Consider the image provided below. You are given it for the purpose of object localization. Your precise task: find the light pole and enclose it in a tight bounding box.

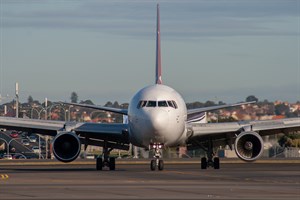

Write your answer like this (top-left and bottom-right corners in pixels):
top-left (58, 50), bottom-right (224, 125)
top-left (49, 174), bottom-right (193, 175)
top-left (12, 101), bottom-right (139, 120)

top-left (64, 105), bottom-right (73, 121)
top-left (68, 105), bottom-right (73, 121)
top-left (15, 82), bottom-right (19, 118)
top-left (44, 98), bottom-right (48, 120)
top-left (37, 134), bottom-right (41, 159)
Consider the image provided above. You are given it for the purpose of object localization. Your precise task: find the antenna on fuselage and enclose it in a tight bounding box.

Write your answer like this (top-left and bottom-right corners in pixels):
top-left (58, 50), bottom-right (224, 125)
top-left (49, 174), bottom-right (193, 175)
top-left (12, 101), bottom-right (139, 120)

top-left (155, 4), bottom-right (162, 85)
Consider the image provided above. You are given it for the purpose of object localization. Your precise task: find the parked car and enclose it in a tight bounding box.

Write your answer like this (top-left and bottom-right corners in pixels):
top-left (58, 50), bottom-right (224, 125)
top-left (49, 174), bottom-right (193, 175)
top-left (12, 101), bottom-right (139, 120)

top-left (86, 154), bottom-right (96, 159)
top-left (28, 136), bottom-right (37, 143)
top-left (0, 128), bottom-right (6, 132)
top-left (10, 131), bottom-right (19, 138)
top-left (32, 146), bottom-right (41, 154)
top-left (3, 154), bottom-right (13, 160)
top-left (21, 139), bottom-right (30, 146)
top-left (13, 154), bottom-right (27, 159)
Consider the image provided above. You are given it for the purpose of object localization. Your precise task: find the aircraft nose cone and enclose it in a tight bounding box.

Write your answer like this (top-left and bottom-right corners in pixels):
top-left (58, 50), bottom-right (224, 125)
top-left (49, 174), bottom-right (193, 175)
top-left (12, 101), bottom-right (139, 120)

top-left (147, 110), bottom-right (169, 134)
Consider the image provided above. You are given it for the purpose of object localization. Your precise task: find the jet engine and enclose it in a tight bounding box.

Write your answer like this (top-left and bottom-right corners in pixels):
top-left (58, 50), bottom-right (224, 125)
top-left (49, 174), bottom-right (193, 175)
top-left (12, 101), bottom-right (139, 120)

top-left (52, 132), bottom-right (81, 162)
top-left (234, 131), bottom-right (264, 162)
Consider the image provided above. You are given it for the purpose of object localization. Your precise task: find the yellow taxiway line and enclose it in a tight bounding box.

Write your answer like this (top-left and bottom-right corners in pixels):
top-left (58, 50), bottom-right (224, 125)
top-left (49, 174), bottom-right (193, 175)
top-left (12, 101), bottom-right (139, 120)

top-left (0, 174), bottom-right (9, 179)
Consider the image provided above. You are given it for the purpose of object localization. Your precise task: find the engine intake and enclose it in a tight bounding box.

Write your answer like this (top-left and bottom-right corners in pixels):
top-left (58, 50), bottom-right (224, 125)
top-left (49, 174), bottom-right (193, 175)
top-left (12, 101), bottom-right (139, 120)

top-left (52, 132), bottom-right (81, 162)
top-left (234, 131), bottom-right (264, 162)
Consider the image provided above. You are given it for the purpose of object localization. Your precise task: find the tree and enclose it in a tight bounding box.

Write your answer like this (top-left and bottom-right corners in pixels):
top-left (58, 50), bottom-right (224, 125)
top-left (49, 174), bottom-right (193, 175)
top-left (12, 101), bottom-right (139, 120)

top-left (80, 100), bottom-right (94, 105)
top-left (204, 101), bottom-right (216, 107)
top-left (246, 95), bottom-right (258, 102)
top-left (70, 92), bottom-right (78, 103)
top-left (27, 95), bottom-right (34, 104)
top-left (105, 101), bottom-right (113, 107)
top-left (113, 101), bottom-right (119, 108)
top-left (218, 101), bottom-right (226, 105)
top-left (275, 104), bottom-right (289, 115)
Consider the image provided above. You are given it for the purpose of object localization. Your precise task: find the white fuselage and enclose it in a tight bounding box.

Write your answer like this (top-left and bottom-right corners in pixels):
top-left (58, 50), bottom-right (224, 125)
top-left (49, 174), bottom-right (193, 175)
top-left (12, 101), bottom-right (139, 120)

top-left (128, 84), bottom-right (187, 148)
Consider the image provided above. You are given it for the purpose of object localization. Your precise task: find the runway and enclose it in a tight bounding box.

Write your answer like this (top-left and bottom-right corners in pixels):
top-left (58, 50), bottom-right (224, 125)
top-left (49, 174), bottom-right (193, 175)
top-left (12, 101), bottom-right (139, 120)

top-left (0, 159), bottom-right (299, 200)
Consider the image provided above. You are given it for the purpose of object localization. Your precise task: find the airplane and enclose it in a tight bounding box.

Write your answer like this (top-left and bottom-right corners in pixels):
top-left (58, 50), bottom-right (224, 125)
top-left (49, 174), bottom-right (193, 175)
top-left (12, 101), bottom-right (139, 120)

top-left (0, 4), bottom-right (299, 171)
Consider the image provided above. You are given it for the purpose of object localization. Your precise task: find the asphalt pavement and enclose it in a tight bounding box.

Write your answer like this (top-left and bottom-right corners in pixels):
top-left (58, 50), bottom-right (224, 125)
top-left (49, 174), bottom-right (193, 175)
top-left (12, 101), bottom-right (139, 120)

top-left (0, 159), bottom-right (299, 200)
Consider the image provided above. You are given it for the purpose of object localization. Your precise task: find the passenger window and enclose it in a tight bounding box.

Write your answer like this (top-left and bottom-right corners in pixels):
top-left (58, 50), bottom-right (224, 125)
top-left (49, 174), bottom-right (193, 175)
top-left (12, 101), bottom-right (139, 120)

top-left (146, 101), bottom-right (157, 107)
top-left (158, 101), bottom-right (168, 107)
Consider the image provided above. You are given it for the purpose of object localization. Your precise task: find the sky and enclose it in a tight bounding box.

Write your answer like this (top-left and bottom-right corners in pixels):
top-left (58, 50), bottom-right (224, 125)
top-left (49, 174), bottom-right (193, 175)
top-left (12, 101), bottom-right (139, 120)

top-left (0, 0), bottom-right (299, 105)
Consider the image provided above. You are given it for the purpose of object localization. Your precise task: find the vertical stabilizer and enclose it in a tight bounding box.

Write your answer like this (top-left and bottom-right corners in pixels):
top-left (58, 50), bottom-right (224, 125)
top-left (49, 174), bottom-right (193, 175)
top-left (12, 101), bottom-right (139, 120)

top-left (155, 4), bottom-right (162, 84)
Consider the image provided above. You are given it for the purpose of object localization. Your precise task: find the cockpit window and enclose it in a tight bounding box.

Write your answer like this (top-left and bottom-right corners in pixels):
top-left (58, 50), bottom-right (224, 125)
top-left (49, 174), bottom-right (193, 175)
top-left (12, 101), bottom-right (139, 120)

top-left (172, 100), bottom-right (178, 109)
top-left (167, 101), bottom-right (178, 109)
top-left (137, 101), bottom-right (147, 108)
top-left (158, 101), bottom-right (168, 107)
top-left (167, 101), bottom-right (175, 108)
top-left (146, 101), bottom-right (157, 107)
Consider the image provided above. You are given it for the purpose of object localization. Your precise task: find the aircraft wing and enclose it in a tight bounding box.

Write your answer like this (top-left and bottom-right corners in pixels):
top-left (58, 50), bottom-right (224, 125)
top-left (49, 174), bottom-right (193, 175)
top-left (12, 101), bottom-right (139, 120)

top-left (59, 102), bottom-right (128, 115)
top-left (187, 101), bottom-right (256, 122)
top-left (0, 117), bottom-right (129, 150)
top-left (187, 117), bottom-right (300, 149)
top-left (0, 117), bottom-right (65, 136)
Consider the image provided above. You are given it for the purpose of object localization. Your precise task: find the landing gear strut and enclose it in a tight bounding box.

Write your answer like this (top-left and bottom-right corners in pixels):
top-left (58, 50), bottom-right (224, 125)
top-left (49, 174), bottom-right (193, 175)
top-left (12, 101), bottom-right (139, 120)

top-left (96, 143), bottom-right (115, 171)
top-left (200, 139), bottom-right (220, 169)
top-left (150, 143), bottom-right (164, 171)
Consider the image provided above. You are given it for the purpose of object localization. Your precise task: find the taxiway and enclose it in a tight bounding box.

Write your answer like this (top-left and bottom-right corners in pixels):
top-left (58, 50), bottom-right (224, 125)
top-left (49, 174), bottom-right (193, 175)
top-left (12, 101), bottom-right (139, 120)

top-left (0, 159), bottom-right (299, 199)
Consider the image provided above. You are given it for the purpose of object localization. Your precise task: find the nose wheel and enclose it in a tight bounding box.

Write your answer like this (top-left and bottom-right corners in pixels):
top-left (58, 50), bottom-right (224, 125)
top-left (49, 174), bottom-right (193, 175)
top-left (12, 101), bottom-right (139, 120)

top-left (150, 143), bottom-right (164, 171)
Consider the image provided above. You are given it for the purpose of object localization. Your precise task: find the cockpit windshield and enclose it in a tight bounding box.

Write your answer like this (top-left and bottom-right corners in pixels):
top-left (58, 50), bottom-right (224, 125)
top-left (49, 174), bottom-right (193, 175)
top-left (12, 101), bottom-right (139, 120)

top-left (146, 101), bottom-right (157, 107)
top-left (158, 101), bottom-right (168, 107)
top-left (137, 100), bottom-right (178, 109)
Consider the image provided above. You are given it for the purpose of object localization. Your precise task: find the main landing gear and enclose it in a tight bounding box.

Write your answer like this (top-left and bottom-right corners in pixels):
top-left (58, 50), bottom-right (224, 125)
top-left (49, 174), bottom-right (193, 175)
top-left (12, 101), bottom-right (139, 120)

top-left (150, 143), bottom-right (164, 171)
top-left (200, 139), bottom-right (220, 170)
top-left (201, 156), bottom-right (220, 169)
top-left (96, 145), bottom-right (115, 171)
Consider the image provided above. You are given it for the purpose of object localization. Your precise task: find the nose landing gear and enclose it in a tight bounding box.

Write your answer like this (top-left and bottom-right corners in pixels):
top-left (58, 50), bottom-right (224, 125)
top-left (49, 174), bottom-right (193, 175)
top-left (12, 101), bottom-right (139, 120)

top-left (150, 143), bottom-right (164, 171)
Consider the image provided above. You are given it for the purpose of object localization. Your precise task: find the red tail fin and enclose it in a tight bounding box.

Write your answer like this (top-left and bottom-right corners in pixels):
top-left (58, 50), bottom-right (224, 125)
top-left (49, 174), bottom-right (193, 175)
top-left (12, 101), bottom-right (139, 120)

top-left (156, 4), bottom-right (162, 84)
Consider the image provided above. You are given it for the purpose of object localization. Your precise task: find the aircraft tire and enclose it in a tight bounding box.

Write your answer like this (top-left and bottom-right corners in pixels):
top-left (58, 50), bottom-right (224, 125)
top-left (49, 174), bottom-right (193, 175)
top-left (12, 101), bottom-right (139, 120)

top-left (213, 157), bottom-right (220, 169)
top-left (201, 157), bottom-right (207, 169)
top-left (150, 160), bottom-right (156, 171)
top-left (158, 160), bottom-right (164, 171)
top-left (96, 157), bottom-right (103, 171)
top-left (109, 157), bottom-right (116, 170)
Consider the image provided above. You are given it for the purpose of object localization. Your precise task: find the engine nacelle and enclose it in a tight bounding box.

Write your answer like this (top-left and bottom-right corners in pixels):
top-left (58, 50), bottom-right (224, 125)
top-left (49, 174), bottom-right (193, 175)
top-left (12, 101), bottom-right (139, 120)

top-left (52, 132), bottom-right (81, 162)
top-left (234, 131), bottom-right (264, 162)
